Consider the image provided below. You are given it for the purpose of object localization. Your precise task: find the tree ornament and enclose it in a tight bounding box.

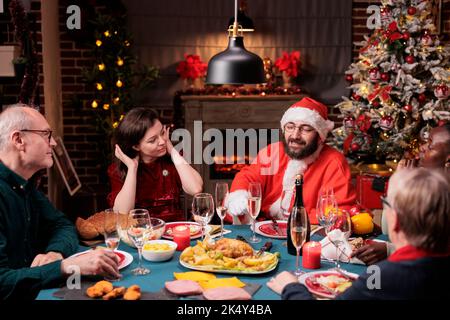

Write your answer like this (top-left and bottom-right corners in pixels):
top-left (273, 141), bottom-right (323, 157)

top-left (402, 31), bottom-right (410, 40)
top-left (352, 92), bottom-right (361, 101)
top-left (379, 131), bottom-right (390, 141)
top-left (380, 72), bottom-right (390, 82)
top-left (407, 7), bottom-right (417, 15)
top-left (434, 83), bottom-right (449, 99)
top-left (351, 142), bottom-right (361, 152)
top-left (403, 104), bottom-right (413, 112)
top-left (379, 115), bottom-right (394, 131)
top-left (405, 55), bottom-right (415, 64)
top-left (345, 74), bottom-right (353, 82)
top-left (419, 124), bottom-right (432, 141)
top-left (344, 116), bottom-right (356, 129)
top-left (420, 34), bottom-right (433, 46)
top-left (369, 68), bottom-right (381, 82)
top-left (418, 93), bottom-right (427, 103)
top-left (356, 114), bottom-right (372, 132)
top-left (372, 100), bottom-right (380, 108)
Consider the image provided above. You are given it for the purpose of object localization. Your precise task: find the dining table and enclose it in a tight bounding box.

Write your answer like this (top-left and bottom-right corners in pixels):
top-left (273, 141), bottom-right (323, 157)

top-left (37, 224), bottom-right (387, 300)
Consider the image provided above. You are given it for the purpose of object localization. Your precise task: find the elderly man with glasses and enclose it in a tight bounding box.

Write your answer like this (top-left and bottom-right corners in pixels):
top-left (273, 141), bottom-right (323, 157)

top-left (0, 104), bottom-right (120, 300)
top-left (225, 97), bottom-right (357, 224)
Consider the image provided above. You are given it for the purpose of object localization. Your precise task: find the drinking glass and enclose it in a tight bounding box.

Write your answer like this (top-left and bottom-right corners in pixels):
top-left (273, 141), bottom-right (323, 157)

top-left (192, 193), bottom-right (215, 241)
top-left (290, 204), bottom-right (308, 276)
top-left (103, 208), bottom-right (121, 281)
top-left (215, 183), bottom-right (229, 239)
top-left (127, 209), bottom-right (152, 275)
top-left (325, 209), bottom-right (352, 271)
top-left (247, 182), bottom-right (262, 243)
top-left (316, 187), bottom-right (338, 228)
top-left (280, 188), bottom-right (295, 220)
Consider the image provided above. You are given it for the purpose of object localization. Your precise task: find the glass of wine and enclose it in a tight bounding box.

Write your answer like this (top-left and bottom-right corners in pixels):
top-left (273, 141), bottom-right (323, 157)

top-left (127, 209), bottom-right (152, 275)
top-left (191, 193), bottom-right (215, 241)
top-left (290, 202), bottom-right (308, 276)
top-left (215, 182), bottom-right (229, 239)
top-left (325, 209), bottom-right (352, 271)
top-left (316, 187), bottom-right (337, 228)
top-left (248, 182), bottom-right (262, 243)
top-left (103, 208), bottom-right (121, 281)
top-left (280, 188), bottom-right (295, 220)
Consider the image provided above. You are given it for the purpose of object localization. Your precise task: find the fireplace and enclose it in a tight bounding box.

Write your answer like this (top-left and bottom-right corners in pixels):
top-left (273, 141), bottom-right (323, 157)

top-left (180, 94), bottom-right (306, 206)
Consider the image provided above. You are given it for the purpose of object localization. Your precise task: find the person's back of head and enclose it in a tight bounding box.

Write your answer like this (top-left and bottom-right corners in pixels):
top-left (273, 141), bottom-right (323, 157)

top-left (388, 168), bottom-right (450, 254)
top-left (0, 104), bottom-right (36, 153)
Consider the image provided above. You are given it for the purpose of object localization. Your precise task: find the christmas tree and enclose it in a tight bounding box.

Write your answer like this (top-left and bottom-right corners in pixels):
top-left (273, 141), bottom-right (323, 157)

top-left (333, 0), bottom-right (449, 162)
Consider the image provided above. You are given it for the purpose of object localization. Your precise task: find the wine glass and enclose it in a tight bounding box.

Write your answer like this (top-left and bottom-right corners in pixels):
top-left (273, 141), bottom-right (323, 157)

top-left (316, 188), bottom-right (338, 228)
top-left (127, 209), bottom-right (152, 275)
top-left (290, 203), bottom-right (308, 276)
top-left (215, 183), bottom-right (229, 239)
top-left (280, 188), bottom-right (295, 220)
top-left (191, 193), bottom-right (214, 241)
top-left (325, 209), bottom-right (352, 271)
top-left (103, 208), bottom-right (121, 281)
top-left (248, 182), bottom-right (262, 243)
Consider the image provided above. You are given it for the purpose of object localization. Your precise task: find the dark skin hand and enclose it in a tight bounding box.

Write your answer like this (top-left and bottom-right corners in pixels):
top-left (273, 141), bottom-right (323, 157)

top-left (351, 241), bottom-right (388, 265)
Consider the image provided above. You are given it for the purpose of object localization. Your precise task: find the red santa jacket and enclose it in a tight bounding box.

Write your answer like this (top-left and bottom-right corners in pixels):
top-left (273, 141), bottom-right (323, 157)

top-left (227, 142), bottom-right (356, 224)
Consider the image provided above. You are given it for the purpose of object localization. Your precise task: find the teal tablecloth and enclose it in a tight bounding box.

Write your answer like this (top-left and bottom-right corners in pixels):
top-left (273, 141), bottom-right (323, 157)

top-left (37, 225), bottom-right (386, 300)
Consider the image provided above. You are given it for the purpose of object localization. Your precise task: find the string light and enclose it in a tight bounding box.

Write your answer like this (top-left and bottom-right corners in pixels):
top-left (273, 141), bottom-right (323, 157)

top-left (104, 30), bottom-right (111, 37)
top-left (261, 92), bottom-right (266, 96)
top-left (124, 40), bottom-right (130, 47)
top-left (119, 114), bottom-right (125, 121)
top-left (112, 121), bottom-right (119, 128)
top-left (91, 100), bottom-right (98, 109)
top-left (113, 97), bottom-right (120, 104)
top-left (96, 40), bottom-right (102, 47)
top-left (116, 80), bottom-right (123, 88)
top-left (116, 58), bottom-right (124, 66)
top-left (98, 63), bottom-right (105, 71)
top-left (103, 103), bottom-right (110, 110)
top-left (96, 83), bottom-right (103, 91)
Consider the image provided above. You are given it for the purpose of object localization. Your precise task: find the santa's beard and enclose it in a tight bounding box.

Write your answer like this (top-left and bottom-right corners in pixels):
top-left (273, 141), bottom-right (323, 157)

top-left (282, 134), bottom-right (320, 160)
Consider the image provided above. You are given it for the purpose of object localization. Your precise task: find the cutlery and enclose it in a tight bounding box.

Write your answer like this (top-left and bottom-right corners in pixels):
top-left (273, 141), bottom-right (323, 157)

top-left (309, 278), bottom-right (337, 296)
top-left (270, 217), bottom-right (281, 235)
top-left (333, 268), bottom-right (356, 281)
top-left (255, 241), bottom-right (272, 257)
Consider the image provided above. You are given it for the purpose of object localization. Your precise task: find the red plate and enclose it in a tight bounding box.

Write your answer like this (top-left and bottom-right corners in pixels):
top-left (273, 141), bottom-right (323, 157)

top-left (259, 221), bottom-right (287, 237)
top-left (115, 251), bottom-right (125, 265)
top-left (162, 221), bottom-right (202, 240)
top-left (304, 272), bottom-right (352, 299)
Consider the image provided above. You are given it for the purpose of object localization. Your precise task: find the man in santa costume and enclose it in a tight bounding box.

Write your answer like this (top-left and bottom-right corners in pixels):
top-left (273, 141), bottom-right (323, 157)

top-left (225, 97), bottom-right (357, 225)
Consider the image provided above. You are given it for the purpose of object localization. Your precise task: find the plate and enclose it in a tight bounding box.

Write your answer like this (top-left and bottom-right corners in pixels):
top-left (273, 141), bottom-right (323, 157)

top-left (251, 220), bottom-right (287, 239)
top-left (298, 270), bottom-right (358, 299)
top-left (69, 249), bottom-right (133, 270)
top-left (162, 222), bottom-right (202, 240)
top-left (179, 251), bottom-right (279, 275)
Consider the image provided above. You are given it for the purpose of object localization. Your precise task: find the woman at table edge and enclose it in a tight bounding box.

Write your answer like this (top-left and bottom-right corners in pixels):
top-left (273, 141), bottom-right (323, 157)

top-left (351, 123), bottom-right (450, 265)
top-left (267, 167), bottom-right (450, 300)
top-left (107, 107), bottom-right (203, 221)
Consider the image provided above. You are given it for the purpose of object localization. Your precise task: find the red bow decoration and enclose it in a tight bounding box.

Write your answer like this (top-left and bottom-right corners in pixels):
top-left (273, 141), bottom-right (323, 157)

top-left (386, 22), bottom-right (403, 43)
top-left (176, 54), bottom-right (207, 80)
top-left (356, 114), bottom-right (372, 132)
top-left (275, 51), bottom-right (301, 77)
top-left (367, 84), bottom-right (392, 103)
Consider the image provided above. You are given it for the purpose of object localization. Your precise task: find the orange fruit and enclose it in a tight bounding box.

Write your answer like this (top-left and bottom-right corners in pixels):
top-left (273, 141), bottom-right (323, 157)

top-left (351, 213), bottom-right (374, 235)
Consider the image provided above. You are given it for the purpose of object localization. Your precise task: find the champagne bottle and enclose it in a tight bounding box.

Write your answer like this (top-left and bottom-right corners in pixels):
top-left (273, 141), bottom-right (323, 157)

top-left (286, 174), bottom-right (311, 255)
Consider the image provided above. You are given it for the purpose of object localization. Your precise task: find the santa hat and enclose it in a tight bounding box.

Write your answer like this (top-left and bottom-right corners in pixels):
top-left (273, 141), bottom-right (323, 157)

top-left (280, 97), bottom-right (334, 141)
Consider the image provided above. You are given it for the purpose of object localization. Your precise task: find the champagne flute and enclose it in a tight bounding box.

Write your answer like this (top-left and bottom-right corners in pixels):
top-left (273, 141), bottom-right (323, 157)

top-left (248, 182), bottom-right (262, 243)
top-left (127, 209), bottom-right (152, 275)
top-left (290, 201), bottom-right (308, 276)
top-left (325, 209), bottom-right (352, 271)
top-left (192, 193), bottom-right (214, 241)
top-left (280, 188), bottom-right (295, 220)
top-left (103, 208), bottom-right (121, 281)
top-left (215, 183), bottom-right (229, 239)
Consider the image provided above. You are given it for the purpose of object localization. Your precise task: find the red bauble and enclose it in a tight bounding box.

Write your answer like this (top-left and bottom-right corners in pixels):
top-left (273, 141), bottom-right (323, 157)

top-left (379, 115), bottom-right (394, 131)
top-left (418, 93), bottom-right (427, 103)
top-left (403, 104), bottom-right (413, 112)
top-left (405, 55), bottom-right (415, 64)
top-left (351, 143), bottom-right (361, 152)
top-left (434, 84), bottom-right (449, 99)
top-left (372, 100), bottom-right (380, 108)
top-left (380, 73), bottom-right (390, 82)
top-left (402, 32), bottom-right (410, 40)
top-left (345, 74), bottom-right (353, 82)
top-left (352, 93), bottom-right (361, 101)
top-left (407, 6), bottom-right (417, 15)
top-left (349, 206), bottom-right (361, 217)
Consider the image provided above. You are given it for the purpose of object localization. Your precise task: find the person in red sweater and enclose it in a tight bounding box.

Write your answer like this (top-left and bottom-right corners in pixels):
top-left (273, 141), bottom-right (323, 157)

top-left (225, 97), bottom-right (357, 224)
top-left (107, 108), bottom-right (203, 221)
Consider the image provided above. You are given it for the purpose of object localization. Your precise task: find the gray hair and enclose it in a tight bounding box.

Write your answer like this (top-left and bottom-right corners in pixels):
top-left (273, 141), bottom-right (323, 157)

top-left (0, 104), bottom-right (35, 151)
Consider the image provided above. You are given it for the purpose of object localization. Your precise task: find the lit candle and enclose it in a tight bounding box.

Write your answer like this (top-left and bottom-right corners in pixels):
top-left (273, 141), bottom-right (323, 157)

top-left (172, 226), bottom-right (190, 251)
top-left (302, 241), bottom-right (321, 269)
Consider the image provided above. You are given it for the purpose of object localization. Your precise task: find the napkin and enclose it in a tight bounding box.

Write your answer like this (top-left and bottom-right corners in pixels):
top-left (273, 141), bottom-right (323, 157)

top-left (319, 229), bottom-right (364, 265)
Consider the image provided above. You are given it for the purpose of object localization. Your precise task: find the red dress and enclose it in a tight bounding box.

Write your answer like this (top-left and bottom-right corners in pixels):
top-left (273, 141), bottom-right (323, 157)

top-left (107, 156), bottom-right (184, 222)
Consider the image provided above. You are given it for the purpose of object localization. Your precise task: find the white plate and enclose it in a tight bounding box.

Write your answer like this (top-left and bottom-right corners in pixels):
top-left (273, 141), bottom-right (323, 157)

top-left (69, 249), bottom-right (133, 270)
top-left (162, 221), bottom-right (202, 240)
top-left (298, 270), bottom-right (359, 299)
top-left (179, 251), bottom-right (279, 275)
top-left (250, 220), bottom-right (287, 239)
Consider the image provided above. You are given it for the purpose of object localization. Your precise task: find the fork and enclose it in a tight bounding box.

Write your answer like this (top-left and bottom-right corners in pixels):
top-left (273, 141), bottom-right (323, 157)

top-left (270, 217), bottom-right (281, 235)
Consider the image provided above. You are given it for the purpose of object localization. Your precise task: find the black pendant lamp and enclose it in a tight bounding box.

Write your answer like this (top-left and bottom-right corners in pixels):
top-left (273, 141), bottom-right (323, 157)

top-left (206, 0), bottom-right (264, 85)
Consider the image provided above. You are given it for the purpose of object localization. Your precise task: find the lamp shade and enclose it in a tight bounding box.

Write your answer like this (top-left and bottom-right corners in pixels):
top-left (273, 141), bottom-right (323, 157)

top-left (227, 9), bottom-right (255, 32)
top-left (206, 36), bottom-right (265, 85)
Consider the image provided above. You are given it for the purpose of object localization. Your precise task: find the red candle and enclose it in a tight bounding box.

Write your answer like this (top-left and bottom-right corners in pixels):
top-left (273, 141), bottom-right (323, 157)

top-left (302, 241), bottom-right (321, 269)
top-left (172, 226), bottom-right (191, 251)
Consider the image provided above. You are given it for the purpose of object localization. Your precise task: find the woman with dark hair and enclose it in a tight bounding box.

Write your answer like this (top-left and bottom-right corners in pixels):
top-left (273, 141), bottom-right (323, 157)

top-left (107, 107), bottom-right (203, 221)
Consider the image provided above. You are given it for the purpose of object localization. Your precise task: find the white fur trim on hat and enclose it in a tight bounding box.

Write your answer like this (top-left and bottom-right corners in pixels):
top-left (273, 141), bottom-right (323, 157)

top-left (280, 107), bottom-right (334, 141)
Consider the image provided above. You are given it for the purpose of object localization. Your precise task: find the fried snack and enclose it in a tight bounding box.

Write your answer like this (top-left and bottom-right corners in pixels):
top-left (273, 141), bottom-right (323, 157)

top-left (85, 280), bottom-right (114, 298)
top-left (102, 287), bottom-right (126, 300)
top-left (75, 217), bottom-right (99, 239)
top-left (123, 285), bottom-right (141, 300)
top-left (349, 237), bottom-right (365, 251)
top-left (209, 238), bottom-right (254, 258)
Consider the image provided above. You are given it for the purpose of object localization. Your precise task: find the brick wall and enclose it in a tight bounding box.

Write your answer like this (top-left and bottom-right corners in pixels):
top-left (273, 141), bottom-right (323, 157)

top-left (1, 0), bottom-right (449, 209)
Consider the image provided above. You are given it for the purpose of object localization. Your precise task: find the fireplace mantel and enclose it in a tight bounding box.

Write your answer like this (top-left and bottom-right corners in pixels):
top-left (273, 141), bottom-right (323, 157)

top-left (180, 94), bottom-right (307, 199)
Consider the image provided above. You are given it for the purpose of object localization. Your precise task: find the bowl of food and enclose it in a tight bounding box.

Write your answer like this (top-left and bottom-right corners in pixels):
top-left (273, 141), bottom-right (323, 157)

top-left (142, 240), bottom-right (177, 262)
top-left (118, 217), bottom-right (166, 248)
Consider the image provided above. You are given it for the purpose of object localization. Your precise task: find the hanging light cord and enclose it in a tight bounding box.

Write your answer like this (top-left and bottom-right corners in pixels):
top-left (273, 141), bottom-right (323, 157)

top-left (232, 0), bottom-right (239, 37)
